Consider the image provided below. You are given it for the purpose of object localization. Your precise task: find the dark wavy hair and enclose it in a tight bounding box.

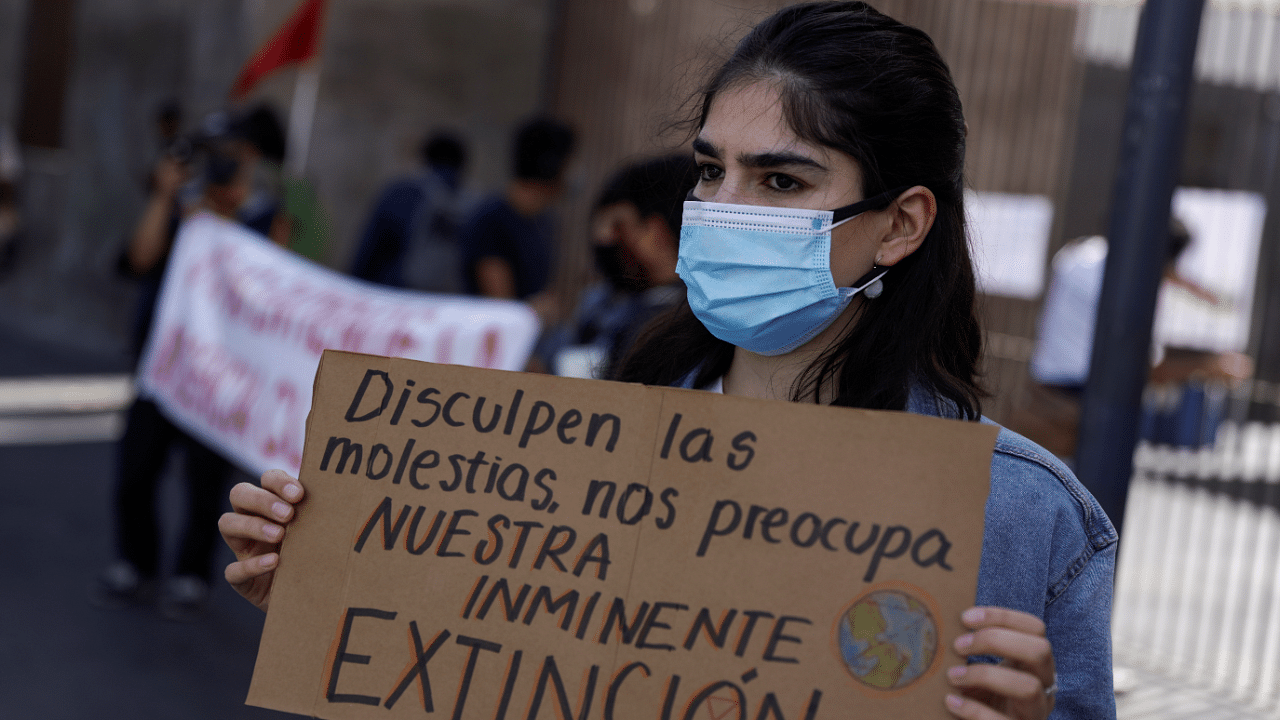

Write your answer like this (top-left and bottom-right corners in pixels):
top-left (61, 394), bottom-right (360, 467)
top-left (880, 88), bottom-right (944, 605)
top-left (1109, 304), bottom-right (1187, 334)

top-left (613, 1), bottom-right (984, 419)
top-left (513, 117), bottom-right (575, 182)
top-left (594, 154), bottom-right (699, 237)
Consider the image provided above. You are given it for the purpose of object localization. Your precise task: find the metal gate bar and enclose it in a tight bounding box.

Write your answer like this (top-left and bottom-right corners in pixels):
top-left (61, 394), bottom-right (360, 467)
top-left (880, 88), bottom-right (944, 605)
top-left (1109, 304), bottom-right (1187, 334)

top-left (1115, 414), bottom-right (1280, 714)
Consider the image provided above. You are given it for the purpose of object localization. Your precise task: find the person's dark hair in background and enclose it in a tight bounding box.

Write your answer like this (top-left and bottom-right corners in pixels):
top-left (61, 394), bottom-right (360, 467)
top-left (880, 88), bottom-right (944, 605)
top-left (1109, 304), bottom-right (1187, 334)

top-left (545, 154), bottom-right (697, 378)
top-left (614, 2), bottom-right (982, 420)
top-left (422, 132), bottom-right (467, 174)
top-left (203, 145), bottom-right (240, 185)
top-left (227, 104), bottom-right (290, 244)
top-left (590, 153), bottom-right (696, 294)
top-left (200, 145), bottom-right (250, 217)
top-left (595, 153), bottom-right (695, 242)
top-left (351, 128), bottom-right (470, 291)
top-left (513, 117), bottom-right (575, 181)
top-left (232, 104), bottom-right (286, 164)
top-left (460, 117), bottom-right (575, 301)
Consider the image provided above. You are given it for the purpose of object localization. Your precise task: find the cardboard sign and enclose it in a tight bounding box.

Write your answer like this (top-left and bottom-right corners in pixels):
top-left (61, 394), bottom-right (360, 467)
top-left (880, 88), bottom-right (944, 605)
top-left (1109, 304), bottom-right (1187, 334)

top-left (248, 350), bottom-right (997, 719)
top-left (138, 213), bottom-right (540, 477)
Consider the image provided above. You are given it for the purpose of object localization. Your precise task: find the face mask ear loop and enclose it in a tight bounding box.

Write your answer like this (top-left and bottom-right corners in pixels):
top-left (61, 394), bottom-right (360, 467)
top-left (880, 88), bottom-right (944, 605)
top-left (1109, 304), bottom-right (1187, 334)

top-left (829, 214), bottom-right (858, 232)
top-left (849, 265), bottom-right (890, 297)
top-left (830, 185), bottom-right (913, 224)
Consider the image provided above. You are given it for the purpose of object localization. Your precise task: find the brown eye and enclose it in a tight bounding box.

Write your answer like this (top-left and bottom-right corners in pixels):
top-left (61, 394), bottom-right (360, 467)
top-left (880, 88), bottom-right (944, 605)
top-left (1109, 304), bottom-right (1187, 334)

top-left (767, 174), bottom-right (801, 192)
top-left (698, 163), bottom-right (724, 182)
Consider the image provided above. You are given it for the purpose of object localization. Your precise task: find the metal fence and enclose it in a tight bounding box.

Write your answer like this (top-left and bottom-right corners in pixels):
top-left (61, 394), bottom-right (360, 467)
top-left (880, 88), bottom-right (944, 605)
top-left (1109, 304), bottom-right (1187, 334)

top-left (1116, 408), bottom-right (1280, 713)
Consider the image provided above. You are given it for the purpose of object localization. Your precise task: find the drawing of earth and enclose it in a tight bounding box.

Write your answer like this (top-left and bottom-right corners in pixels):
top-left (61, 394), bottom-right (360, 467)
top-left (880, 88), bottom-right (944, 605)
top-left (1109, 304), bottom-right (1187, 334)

top-left (837, 588), bottom-right (939, 690)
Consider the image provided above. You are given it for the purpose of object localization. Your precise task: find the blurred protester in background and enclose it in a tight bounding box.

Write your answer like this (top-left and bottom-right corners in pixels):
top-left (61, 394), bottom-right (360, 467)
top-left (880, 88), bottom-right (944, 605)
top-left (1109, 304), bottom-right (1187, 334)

top-left (460, 117), bottom-right (574, 304)
top-left (351, 130), bottom-right (468, 292)
top-left (229, 104), bottom-right (286, 241)
top-left (1019, 219), bottom-right (1253, 457)
top-left (231, 103), bottom-right (330, 261)
top-left (0, 123), bottom-right (21, 274)
top-left (544, 153), bottom-right (696, 378)
top-left (153, 99), bottom-right (184, 162)
top-left (95, 136), bottom-right (251, 620)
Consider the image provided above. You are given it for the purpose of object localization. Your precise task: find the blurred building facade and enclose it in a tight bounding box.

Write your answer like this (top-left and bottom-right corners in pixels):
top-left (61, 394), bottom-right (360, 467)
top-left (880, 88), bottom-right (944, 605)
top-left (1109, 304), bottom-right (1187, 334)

top-left (0, 0), bottom-right (555, 358)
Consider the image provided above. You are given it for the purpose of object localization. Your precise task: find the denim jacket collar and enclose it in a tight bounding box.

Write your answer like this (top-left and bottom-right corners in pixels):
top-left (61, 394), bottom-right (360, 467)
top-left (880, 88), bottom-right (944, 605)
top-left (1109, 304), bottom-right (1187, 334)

top-left (905, 381), bottom-right (962, 420)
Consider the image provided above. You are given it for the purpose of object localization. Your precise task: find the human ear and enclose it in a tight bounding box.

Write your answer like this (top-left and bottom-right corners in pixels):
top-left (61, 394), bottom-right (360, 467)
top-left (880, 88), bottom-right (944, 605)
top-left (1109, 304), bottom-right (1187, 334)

top-left (876, 185), bottom-right (936, 267)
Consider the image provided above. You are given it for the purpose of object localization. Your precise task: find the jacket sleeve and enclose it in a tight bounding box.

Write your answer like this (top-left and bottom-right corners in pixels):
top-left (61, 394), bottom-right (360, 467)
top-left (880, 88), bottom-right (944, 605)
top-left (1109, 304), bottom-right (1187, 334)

top-left (1045, 539), bottom-right (1116, 720)
top-left (978, 429), bottom-right (1118, 720)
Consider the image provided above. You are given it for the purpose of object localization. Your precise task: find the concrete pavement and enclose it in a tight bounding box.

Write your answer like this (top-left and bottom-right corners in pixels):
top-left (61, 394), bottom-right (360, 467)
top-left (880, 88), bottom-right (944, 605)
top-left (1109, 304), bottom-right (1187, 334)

top-left (0, 322), bottom-right (297, 720)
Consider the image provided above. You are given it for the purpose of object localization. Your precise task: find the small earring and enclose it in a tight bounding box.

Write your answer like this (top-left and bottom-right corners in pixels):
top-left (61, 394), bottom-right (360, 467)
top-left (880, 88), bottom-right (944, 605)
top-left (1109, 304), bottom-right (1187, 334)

top-left (863, 278), bottom-right (883, 299)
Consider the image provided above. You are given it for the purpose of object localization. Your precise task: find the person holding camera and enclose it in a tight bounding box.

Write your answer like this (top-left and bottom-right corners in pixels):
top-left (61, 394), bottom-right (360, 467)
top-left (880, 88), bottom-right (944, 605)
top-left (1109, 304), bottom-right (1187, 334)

top-left (94, 108), bottom-right (250, 620)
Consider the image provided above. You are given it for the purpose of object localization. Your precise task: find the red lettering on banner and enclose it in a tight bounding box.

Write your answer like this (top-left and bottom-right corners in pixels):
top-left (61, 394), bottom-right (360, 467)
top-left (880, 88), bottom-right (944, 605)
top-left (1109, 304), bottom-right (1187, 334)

top-left (435, 327), bottom-right (457, 365)
top-left (186, 235), bottom-right (526, 367)
top-left (340, 321), bottom-right (367, 352)
top-left (304, 292), bottom-right (347, 355)
top-left (306, 322), bottom-right (330, 355)
top-left (379, 308), bottom-right (421, 359)
top-left (183, 244), bottom-right (237, 289)
top-left (476, 328), bottom-right (501, 368)
top-left (149, 325), bottom-right (262, 437)
top-left (260, 379), bottom-right (304, 470)
top-left (385, 331), bottom-right (417, 358)
top-left (181, 226), bottom-right (533, 368)
top-left (141, 220), bottom-right (535, 477)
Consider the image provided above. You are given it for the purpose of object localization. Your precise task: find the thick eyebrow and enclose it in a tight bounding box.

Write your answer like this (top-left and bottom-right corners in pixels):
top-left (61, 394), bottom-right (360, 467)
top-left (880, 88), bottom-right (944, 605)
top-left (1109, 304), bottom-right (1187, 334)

top-left (691, 137), bottom-right (720, 159)
top-left (740, 151), bottom-right (826, 171)
top-left (692, 136), bottom-right (826, 172)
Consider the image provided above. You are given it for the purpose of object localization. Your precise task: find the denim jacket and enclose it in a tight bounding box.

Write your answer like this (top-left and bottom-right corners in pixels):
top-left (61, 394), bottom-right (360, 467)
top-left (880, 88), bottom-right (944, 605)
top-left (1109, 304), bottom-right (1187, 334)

top-left (683, 375), bottom-right (1117, 719)
top-left (908, 387), bottom-right (1117, 720)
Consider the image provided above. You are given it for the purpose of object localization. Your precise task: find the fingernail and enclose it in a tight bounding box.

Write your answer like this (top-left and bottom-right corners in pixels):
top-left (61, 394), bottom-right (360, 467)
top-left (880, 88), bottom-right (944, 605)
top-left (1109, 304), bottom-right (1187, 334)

top-left (284, 484), bottom-right (301, 501)
top-left (272, 502), bottom-right (291, 519)
top-left (945, 694), bottom-right (964, 711)
top-left (264, 524), bottom-right (282, 540)
top-left (259, 554), bottom-right (277, 568)
top-left (954, 634), bottom-right (973, 651)
top-left (947, 666), bottom-right (966, 681)
top-left (962, 607), bottom-right (984, 624)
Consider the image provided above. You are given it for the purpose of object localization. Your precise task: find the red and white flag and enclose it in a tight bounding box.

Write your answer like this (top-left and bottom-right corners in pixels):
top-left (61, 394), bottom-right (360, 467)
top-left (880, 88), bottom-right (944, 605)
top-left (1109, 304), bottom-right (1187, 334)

top-left (231, 0), bottom-right (327, 98)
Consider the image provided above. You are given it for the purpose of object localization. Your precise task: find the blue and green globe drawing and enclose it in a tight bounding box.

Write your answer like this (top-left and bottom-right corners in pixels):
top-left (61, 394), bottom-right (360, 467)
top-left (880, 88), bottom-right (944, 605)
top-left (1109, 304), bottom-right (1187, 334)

top-left (837, 588), bottom-right (939, 690)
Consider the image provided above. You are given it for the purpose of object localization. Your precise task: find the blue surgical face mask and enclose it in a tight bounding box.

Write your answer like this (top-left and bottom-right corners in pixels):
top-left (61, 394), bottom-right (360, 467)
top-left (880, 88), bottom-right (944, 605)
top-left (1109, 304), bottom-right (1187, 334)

top-left (676, 189), bottom-right (900, 356)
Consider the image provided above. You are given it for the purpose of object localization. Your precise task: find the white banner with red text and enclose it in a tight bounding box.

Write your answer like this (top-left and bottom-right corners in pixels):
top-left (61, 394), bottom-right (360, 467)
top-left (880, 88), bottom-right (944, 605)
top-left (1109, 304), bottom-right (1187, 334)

top-left (137, 212), bottom-right (540, 477)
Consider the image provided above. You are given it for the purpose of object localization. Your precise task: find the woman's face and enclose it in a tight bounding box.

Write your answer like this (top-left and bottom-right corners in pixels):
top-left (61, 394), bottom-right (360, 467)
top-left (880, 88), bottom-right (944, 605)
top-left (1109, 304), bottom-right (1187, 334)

top-left (692, 80), bottom-right (883, 288)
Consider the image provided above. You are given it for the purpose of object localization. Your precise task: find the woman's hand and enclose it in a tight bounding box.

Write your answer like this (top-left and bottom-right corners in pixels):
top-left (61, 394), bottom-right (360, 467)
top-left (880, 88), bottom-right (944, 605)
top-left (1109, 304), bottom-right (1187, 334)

top-left (944, 607), bottom-right (1056, 720)
top-left (218, 469), bottom-right (305, 612)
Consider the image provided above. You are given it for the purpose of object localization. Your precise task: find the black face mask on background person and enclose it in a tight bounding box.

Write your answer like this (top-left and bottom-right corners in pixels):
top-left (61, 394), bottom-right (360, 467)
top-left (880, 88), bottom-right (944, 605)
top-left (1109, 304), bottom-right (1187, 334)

top-left (593, 244), bottom-right (649, 293)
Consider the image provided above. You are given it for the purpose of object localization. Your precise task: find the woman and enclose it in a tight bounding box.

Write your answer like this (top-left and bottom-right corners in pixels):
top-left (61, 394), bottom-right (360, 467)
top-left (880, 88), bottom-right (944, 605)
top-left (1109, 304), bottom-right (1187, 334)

top-left (220, 4), bottom-right (1115, 719)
